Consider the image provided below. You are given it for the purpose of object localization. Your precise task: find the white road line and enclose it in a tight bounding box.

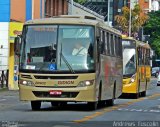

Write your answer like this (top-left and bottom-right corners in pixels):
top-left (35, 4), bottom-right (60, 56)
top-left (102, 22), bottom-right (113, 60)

top-left (117, 108), bottom-right (160, 113)
top-left (0, 99), bottom-right (6, 101)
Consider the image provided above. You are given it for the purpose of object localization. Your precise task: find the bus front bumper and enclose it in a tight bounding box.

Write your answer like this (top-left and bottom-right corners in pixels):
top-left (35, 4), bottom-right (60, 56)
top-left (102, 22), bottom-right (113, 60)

top-left (19, 84), bottom-right (97, 102)
top-left (122, 79), bottom-right (137, 94)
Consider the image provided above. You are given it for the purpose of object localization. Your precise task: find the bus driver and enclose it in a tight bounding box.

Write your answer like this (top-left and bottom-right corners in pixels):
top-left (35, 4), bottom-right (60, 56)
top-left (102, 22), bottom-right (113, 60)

top-left (72, 43), bottom-right (87, 56)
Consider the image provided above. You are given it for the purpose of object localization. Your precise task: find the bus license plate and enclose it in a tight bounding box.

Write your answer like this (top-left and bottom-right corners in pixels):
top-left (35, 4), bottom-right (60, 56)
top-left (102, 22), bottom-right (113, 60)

top-left (49, 90), bottom-right (62, 95)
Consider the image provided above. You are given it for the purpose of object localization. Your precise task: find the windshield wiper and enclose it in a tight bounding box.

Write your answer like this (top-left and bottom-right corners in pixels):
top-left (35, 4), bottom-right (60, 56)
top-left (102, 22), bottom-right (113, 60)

top-left (60, 43), bottom-right (75, 74)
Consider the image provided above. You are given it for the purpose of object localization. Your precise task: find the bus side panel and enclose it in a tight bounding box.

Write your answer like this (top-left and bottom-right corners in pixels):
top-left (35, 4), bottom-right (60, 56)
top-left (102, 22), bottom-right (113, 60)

top-left (145, 66), bottom-right (151, 89)
top-left (138, 66), bottom-right (146, 92)
top-left (100, 55), bottom-right (122, 101)
top-left (100, 55), bottom-right (113, 101)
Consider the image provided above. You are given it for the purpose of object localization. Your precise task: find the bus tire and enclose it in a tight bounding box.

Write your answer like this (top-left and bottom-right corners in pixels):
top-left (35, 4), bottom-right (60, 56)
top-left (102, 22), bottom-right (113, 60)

top-left (135, 81), bottom-right (140, 99)
top-left (87, 102), bottom-right (98, 110)
top-left (31, 101), bottom-right (41, 111)
top-left (106, 83), bottom-right (116, 106)
top-left (141, 82), bottom-right (147, 97)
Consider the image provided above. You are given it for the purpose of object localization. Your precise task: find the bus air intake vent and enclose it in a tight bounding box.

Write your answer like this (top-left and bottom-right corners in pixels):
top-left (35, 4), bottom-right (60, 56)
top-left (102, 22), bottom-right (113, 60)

top-left (21, 75), bottom-right (32, 79)
top-left (34, 76), bottom-right (78, 79)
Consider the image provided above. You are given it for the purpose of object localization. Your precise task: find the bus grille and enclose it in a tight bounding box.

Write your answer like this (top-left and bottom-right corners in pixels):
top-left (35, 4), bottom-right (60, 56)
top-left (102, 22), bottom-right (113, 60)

top-left (21, 75), bottom-right (32, 79)
top-left (34, 76), bottom-right (78, 79)
top-left (33, 91), bottom-right (79, 98)
top-left (123, 81), bottom-right (127, 84)
top-left (35, 86), bottom-right (77, 88)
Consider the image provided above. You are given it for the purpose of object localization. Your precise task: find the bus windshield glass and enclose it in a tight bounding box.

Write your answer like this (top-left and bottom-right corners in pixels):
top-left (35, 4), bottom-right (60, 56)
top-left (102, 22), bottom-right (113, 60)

top-left (122, 40), bottom-right (136, 76)
top-left (20, 25), bottom-right (95, 73)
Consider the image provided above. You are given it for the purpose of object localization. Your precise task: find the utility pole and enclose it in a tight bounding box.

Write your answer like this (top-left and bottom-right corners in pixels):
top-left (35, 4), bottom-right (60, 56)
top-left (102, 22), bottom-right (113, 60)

top-left (71, 0), bottom-right (73, 15)
top-left (107, 0), bottom-right (110, 25)
top-left (32, 0), bottom-right (35, 19)
top-left (129, 0), bottom-right (132, 37)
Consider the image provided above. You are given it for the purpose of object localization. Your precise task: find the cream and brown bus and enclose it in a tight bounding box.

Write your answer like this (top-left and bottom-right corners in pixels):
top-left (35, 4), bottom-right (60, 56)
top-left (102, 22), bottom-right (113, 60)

top-left (14, 15), bottom-right (123, 110)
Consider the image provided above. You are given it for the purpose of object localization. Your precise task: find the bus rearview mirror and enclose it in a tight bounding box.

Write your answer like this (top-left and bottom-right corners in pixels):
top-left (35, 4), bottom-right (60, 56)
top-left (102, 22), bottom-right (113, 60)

top-left (14, 36), bottom-right (21, 55)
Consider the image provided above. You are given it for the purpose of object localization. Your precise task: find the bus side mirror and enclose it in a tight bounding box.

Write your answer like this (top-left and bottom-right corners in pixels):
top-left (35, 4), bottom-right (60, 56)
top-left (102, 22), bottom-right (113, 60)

top-left (14, 36), bottom-right (21, 55)
top-left (96, 36), bottom-right (101, 62)
top-left (96, 36), bottom-right (101, 51)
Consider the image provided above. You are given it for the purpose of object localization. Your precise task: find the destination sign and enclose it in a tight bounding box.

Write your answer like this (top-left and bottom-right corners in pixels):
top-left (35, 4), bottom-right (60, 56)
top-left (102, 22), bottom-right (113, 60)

top-left (122, 40), bottom-right (136, 47)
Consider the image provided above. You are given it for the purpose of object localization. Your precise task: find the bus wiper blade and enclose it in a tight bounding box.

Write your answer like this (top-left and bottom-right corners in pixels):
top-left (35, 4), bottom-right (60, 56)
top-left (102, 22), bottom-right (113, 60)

top-left (60, 43), bottom-right (75, 74)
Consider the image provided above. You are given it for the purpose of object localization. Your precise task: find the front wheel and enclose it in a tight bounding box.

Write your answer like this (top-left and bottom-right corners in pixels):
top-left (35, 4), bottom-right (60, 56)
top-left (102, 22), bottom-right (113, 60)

top-left (31, 101), bottom-right (41, 111)
top-left (106, 99), bottom-right (114, 106)
top-left (87, 102), bottom-right (98, 110)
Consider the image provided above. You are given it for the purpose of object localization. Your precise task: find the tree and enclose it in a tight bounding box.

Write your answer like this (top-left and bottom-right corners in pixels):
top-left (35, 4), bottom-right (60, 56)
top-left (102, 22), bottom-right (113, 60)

top-left (74, 0), bottom-right (87, 4)
top-left (115, 4), bottom-right (148, 37)
top-left (144, 10), bottom-right (160, 58)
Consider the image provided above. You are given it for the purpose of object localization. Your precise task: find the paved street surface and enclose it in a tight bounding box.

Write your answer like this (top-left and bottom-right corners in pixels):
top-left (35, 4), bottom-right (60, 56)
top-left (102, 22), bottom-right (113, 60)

top-left (0, 77), bottom-right (160, 127)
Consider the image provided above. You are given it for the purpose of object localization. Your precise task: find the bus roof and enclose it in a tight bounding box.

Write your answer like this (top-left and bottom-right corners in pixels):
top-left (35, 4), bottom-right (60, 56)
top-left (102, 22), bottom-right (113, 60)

top-left (122, 36), bottom-right (151, 49)
top-left (25, 15), bottom-right (121, 35)
top-left (25, 15), bottom-right (100, 25)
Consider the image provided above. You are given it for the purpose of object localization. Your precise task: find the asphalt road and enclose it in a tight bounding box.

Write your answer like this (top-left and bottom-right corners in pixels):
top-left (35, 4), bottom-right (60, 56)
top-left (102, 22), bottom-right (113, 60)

top-left (0, 77), bottom-right (159, 127)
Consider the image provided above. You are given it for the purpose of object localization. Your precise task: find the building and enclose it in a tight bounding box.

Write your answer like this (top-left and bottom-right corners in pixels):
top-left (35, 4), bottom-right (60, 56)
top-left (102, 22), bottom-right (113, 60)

top-left (151, 0), bottom-right (160, 11)
top-left (44, 0), bottom-right (103, 20)
top-left (0, 0), bottom-right (46, 90)
top-left (45, 0), bottom-right (68, 17)
top-left (83, 0), bottom-right (129, 25)
top-left (138, 0), bottom-right (151, 14)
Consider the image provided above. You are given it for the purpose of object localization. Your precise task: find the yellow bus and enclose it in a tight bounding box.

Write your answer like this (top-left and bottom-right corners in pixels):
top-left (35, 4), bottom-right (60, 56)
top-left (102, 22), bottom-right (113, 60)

top-left (122, 37), bottom-right (151, 98)
top-left (14, 15), bottom-right (123, 110)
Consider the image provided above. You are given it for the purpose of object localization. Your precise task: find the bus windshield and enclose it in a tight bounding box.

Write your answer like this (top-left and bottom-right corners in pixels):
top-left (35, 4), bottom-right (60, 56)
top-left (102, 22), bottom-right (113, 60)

top-left (20, 25), bottom-right (95, 73)
top-left (122, 40), bottom-right (136, 76)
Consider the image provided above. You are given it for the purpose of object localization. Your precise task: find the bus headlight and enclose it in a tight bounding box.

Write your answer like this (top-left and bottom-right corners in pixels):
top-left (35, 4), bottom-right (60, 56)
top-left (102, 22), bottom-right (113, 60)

top-left (129, 74), bottom-right (136, 83)
top-left (77, 80), bottom-right (94, 87)
top-left (19, 80), bottom-right (34, 86)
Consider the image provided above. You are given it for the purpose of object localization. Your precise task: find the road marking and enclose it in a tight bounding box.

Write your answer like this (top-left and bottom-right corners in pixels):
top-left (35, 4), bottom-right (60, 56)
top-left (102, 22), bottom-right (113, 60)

top-left (73, 93), bottom-right (160, 123)
top-left (0, 99), bottom-right (6, 101)
top-left (117, 108), bottom-right (160, 113)
top-left (53, 125), bottom-right (70, 127)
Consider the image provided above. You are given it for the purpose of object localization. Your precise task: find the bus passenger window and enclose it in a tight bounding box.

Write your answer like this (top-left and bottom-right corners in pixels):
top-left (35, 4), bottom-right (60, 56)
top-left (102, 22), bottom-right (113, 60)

top-left (100, 30), bottom-right (105, 54)
top-left (111, 34), bottom-right (114, 56)
top-left (118, 37), bottom-right (122, 57)
top-left (107, 33), bottom-right (110, 55)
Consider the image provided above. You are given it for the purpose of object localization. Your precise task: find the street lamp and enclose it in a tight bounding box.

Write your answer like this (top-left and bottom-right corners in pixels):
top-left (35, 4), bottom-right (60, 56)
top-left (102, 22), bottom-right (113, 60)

top-left (71, 0), bottom-right (73, 15)
top-left (129, 0), bottom-right (132, 37)
top-left (107, 0), bottom-right (110, 25)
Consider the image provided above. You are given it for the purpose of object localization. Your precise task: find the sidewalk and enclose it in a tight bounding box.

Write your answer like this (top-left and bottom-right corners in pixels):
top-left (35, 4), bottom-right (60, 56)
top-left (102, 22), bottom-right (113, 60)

top-left (0, 88), bottom-right (19, 96)
top-left (0, 87), bottom-right (8, 92)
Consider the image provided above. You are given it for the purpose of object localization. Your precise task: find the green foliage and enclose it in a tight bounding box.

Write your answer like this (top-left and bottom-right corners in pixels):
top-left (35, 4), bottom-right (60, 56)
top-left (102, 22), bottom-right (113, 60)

top-left (74, 0), bottom-right (87, 4)
top-left (144, 11), bottom-right (160, 58)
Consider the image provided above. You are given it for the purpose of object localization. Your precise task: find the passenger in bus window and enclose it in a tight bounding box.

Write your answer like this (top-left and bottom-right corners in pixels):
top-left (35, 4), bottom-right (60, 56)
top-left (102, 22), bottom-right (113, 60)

top-left (72, 43), bottom-right (87, 56)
